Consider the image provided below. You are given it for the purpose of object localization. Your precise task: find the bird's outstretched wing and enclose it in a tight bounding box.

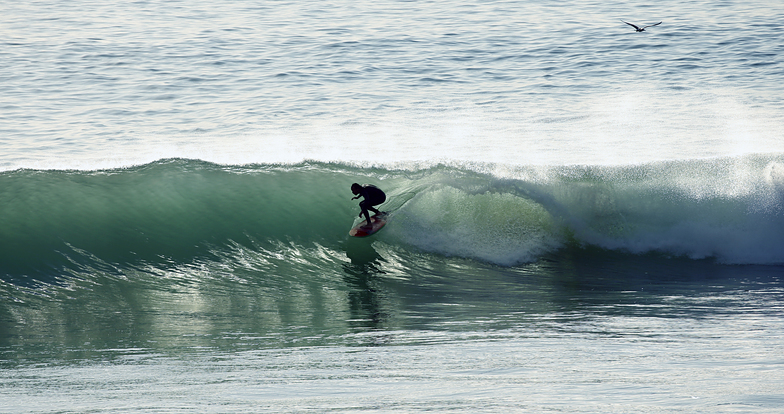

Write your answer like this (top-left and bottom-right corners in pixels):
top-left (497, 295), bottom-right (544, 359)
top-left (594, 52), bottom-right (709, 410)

top-left (620, 20), bottom-right (641, 31)
top-left (642, 21), bottom-right (663, 30)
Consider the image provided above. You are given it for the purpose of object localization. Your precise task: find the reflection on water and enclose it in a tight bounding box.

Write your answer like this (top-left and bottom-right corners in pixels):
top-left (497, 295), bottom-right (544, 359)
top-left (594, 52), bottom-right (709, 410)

top-left (1, 240), bottom-right (783, 363)
top-left (343, 238), bottom-right (388, 330)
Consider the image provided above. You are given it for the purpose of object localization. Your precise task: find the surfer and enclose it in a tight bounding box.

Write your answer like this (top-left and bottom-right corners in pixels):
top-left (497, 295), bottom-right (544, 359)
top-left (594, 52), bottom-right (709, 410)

top-left (351, 183), bottom-right (386, 228)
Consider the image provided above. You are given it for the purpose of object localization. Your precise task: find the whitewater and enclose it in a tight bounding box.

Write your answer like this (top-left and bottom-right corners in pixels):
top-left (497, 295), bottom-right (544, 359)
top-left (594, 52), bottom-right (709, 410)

top-left (2, 0), bottom-right (784, 412)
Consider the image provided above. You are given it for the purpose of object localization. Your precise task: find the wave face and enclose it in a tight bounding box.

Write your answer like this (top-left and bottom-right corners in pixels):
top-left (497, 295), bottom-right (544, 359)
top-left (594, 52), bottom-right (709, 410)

top-left (1, 156), bottom-right (784, 283)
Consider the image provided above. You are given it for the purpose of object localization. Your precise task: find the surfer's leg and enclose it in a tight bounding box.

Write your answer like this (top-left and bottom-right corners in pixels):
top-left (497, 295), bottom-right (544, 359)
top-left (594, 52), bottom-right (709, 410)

top-left (367, 194), bottom-right (385, 216)
top-left (359, 201), bottom-right (373, 226)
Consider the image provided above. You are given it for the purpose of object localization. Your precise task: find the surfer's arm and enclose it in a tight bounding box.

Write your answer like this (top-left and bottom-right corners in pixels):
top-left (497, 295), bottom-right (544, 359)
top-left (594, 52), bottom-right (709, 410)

top-left (352, 188), bottom-right (369, 200)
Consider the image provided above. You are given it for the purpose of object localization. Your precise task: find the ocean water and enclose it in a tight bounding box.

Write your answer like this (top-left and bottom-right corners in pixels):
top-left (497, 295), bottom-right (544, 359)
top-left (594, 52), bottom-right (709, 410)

top-left (2, 0), bottom-right (784, 412)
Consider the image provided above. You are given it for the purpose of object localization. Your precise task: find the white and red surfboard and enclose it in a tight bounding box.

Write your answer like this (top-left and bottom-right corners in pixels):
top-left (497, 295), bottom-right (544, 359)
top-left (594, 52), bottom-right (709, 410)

top-left (348, 213), bottom-right (388, 237)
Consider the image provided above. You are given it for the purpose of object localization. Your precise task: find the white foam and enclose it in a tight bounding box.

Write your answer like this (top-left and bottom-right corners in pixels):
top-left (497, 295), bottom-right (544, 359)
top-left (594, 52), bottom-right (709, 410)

top-left (384, 158), bottom-right (784, 265)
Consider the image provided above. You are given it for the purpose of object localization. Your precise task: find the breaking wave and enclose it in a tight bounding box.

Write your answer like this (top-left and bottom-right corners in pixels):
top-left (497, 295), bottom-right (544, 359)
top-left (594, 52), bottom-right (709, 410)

top-left (2, 155), bottom-right (784, 283)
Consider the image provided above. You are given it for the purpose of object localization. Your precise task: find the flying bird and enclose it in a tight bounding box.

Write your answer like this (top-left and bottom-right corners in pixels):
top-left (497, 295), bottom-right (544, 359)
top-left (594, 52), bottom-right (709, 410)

top-left (621, 20), bottom-right (662, 32)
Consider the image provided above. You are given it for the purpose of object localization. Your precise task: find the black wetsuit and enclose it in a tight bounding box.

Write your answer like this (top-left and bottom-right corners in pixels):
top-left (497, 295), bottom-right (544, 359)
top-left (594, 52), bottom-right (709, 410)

top-left (356, 184), bottom-right (386, 225)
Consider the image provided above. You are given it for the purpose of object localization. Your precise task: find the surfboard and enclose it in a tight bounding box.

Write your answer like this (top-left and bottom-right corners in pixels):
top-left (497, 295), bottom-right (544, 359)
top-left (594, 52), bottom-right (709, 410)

top-left (349, 212), bottom-right (388, 237)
